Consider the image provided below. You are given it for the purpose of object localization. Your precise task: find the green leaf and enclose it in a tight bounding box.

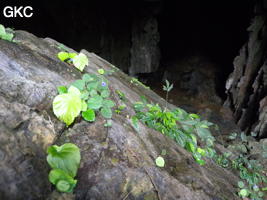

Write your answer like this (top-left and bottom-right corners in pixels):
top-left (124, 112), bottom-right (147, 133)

top-left (228, 132), bottom-right (237, 140)
top-left (181, 120), bottom-right (198, 126)
top-left (47, 143), bottom-right (81, 177)
top-left (101, 90), bottom-right (110, 98)
top-left (71, 79), bottom-right (85, 91)
top-left (0, 25), bottom-right (5, 35)
top-left (81, 100), bottom-right (87, 111)
top-left (58, 52), bottom-right (70, 62)
top-left (196, 127), bottom-right (212, 140)
top-left (1, 33), bottom-right (13, 41)
top-left (195, 158), bottom-right (205, 165)
top-left (155, 156), bottom-right (165, 167)
top-left (82, 74), bottom-right (94, 82)
top-left (89, 89), bottom-right (98, 97)
top-left (73, 53), bottom-right (89, 71)
top-left (68, 53), bottom-right (77, 59)
top-left (185, 142), bottom-right (196, 153)
top-left (87, 81), bottom-right (99, 90)
top-left (53, 86), bottom-right (82, 126)
top-left (68, 85), bottom-right (81, 96)
top-left (161, 149), bottom-right (167, 156)
top-left (87, 95), bottom-right (103, 110)
top-left (189, 113), bottom-right (200, 119)
top-left (102, 99), bottom-right (115, 108)
top-left (131, 116), bottom-right (139, 132)
top-left (238, 181), bottom-right (245, 188)
top-left (98, 69), bottom-right (105, 75)
top-left (81, 91), bottom-right (89, 100)
top-left (82, 109), bottom-right (95, 122)
top-left (197, 147), bottom-right (206, 156)
top-left (193, 153), bottom-right (205, 165)
top-left (49, 169), bottom-right (77, 193)
top-left (100, 107), bottom-right (112, 119)
top-left (104, 120), bottom-right (112, 127)
top-left (238, 189), bottom-right (249, 197)
top-left (57, 86), bottom-right (67, 94)
top-left (0, 24), bottom-right (14, 42)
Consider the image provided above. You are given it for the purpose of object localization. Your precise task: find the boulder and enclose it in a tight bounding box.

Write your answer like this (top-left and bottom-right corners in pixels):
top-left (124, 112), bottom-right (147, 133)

top-left (0, 30), bottom-right (240, 200)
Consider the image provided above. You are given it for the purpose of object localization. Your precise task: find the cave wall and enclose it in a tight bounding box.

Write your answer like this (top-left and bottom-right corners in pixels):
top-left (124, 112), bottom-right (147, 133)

top-left (224, 0), bottom-right (267, 138)
top-left (0, 1), bottom-right (161, 75)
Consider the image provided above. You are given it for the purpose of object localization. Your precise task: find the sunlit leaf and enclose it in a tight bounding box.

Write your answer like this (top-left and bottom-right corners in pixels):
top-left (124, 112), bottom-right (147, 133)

top-left (98, 68), bottom-right (105, 75)
top-left (238, 189), bottom-right (249, 197)
top-left (58, 52), bottom-right (70, 62)
top-left (53, 86), bottom-right (82, 126)
top-left (82, 109), bottom-right (95, 122)
top-left (57, 86), bottom-right (67, 94)
top-left (73, 53), bottom-right (89, 71)
top-left (155, 156), bottom-right (165, 167)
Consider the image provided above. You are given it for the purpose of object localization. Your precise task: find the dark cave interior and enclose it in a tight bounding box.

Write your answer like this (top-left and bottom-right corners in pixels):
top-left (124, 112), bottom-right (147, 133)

top-left (0, 0), bottom-right (254, 100)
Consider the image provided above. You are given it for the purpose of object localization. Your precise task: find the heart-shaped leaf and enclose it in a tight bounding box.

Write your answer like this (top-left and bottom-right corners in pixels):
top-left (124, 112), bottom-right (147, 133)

top-left (47, 143), bottom-right (81, 177)
top-left (73, 53), bottom-right (89, 71)
top-left (53, 86), bottom-right (82, 126)
top-left (155, 156), bottom-right (165, 167)
top-left (82, 109), bottom-right (95, 122)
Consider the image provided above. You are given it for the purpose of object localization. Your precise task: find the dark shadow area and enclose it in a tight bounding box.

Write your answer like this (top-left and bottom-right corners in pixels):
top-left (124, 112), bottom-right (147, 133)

top-left (0, 0), bottom-right (254, 100)
top-left (158, 0), bottom-right (254, 99)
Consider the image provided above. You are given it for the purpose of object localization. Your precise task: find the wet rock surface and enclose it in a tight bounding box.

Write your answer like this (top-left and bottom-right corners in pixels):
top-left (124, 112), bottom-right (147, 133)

top-left (0, 31), bottom-right (242, 200)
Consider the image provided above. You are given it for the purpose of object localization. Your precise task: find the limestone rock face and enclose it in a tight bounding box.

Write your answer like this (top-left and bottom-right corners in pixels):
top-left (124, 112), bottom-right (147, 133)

top-left (224, 4), bottom-right (267, 138)
top-left (162, 56), bottom-right (221, 104)
top-left (0, 31), bottom-right (239, 200)
top-left (130, 15), bottom-right (161, 75)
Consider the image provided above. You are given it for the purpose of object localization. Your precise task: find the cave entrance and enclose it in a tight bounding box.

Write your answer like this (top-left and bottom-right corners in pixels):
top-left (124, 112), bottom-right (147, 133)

top-left (0, 0), bottom-right (254, 109)
top-left (149, 0), bottom-right (253, 109)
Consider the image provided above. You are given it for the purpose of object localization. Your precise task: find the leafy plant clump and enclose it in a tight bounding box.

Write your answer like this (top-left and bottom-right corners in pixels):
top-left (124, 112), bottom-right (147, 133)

top-left (47, 143), bottom-right (81, 193)
top-left (58, 51), bottom-right (89, 72)
top-left (132, 98), bottom-right (215, 165)
top-left (213, 133), bottom-right (267, 200)
top-left (53, 72), bottom-right (115, 126)
top-left (0, 24), bottom-right (14, 42)
top-left (163, 79), bottom-right (173, 110)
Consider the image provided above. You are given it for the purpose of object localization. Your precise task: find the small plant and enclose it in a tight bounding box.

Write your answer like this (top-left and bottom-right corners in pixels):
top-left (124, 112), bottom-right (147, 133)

top-left (116, 90), bottom-right (127, 102)
top-left (53, 73), bottom-right (115, 126)
top-left (0, 24), bottom-right (14, 42)
top-left (130, 77), bottom-right (150, 89)
top-left (53, 86), bottom-right (84, 126)
top-left (163, 80), bottom-right (173, 110)
top-left (155, 156), bottom-right (165, 168)
top-left (133, 97), bottom-right (215, 165)
top-left (115, 104), bottom-right (126, 114)
top-left (47, 143), bottom-right (81, 193)
top-left (221, 133), bottom-right (267, 199)
top-left (58, 51), bottom-right (89, 72)
top-left (233, 155), bottom-right (267, 200)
